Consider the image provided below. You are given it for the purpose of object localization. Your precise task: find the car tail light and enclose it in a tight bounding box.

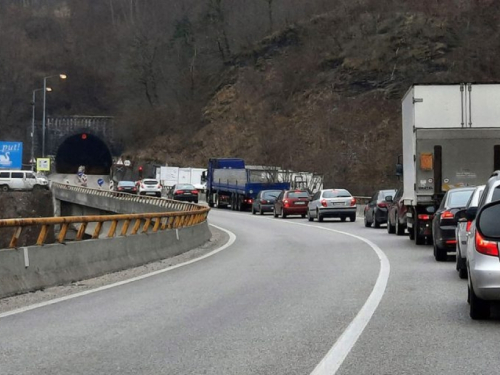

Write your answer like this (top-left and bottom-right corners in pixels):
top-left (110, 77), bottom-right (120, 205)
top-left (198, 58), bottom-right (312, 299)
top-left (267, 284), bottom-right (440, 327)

top-left (321, 199), bottom-right (328, 207)
top-left (475, 232), bottom-right (499, 256)
top-left (350, 198), bottom-right (356, 206)
top-left (284, 200), bottom-right (290, 208)
top-left (191, 190), bottom-right (198, 194)
top-left (377, 202), bottom-right (387, 208)
top-left (441, 211), bottom-right (454, 219)
top-left (157, 184), bottom-right (162, 189)
top-left (418, 214), bottom-right (431, 220)
top-left (466, 221), bottom-right (472, 232)
top-left (175, 190), bottom-right (184, 194)
top-left (446, 240), bottom-right (457, 245)
top-left (118, 187), bottom-right (123, 191)
top-left (141, 184), bottom-right (145, 188)
top-left (132, 188), bottom-right (137, 191)
top-left (260, 199), bottom-right (267, 204)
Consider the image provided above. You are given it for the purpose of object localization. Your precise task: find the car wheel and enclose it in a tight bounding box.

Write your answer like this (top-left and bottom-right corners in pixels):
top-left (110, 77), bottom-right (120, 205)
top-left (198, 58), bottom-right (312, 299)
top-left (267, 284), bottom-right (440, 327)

top-left (301, 214), bottom-right (306, 218)
top-left (364, 215), bottom-right (372, 228)
top-left (281, 209), bottom-right (287, 219)
top-left (156, 192), bottom-right (161, 197)
top-left (458, 267), bottom-right (468, 280)
top-left (1, 185), bottom-right (8, 192)
top-left (307, 210), bottom-right (313, 222)
top-left (396, 216), bottom-right (405, 236)
top-left (374, 219), bottom-right (380, 228)
top-left (350, 214), bottom-right (356, 222)
top-left (274, 206), bottom-right (279, 218)
top-left (341, 216), bottom-right (346, 222)
top-left (252, 206), bottom-right (256, 215)
top-left (259, 206), bottom-right (264, 215)
top-left (469, 283), bottom-right (490, 320)
top-left (317, 210), bottom-right (323, 222)
top-left (433, 242), bottom-right (446, 261)
top-left (387, 218), bottom-right (395, 234)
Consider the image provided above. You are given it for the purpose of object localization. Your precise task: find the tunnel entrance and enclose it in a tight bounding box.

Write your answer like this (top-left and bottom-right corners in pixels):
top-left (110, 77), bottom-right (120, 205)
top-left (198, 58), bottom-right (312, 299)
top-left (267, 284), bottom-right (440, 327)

top-left (55, 133), bottom-right (113, 174)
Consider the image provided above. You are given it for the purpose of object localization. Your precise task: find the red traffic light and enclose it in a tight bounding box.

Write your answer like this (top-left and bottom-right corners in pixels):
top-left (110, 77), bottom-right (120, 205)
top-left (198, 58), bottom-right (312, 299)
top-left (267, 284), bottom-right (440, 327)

top-left (81, 133), bottom-right (87, 140)
top-left (139, 166), bottom-right (143, 171)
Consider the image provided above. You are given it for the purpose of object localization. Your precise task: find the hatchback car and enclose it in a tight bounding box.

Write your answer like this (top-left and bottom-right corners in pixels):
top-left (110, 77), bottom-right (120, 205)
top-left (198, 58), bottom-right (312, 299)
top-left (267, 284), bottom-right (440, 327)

top-left (252, 189), bottom-right (282, 215)
top-left (137, 178), bottom-right (162, 197)
top-left (466, 200), bottom-right (500, 319)
top-left (168, 183), bottom-right (199, 203)
top-left (274, 190), bottom-right (310, 218)
top-left (432, 187), bottom-right (475, 261)
top-left (455, 185), bottom-right (484, 278)
top-left (364, 189), bottom-right (397, 228)
top-left (307, 189), bottom-right (356, 222)
top-left (115, 180), bottom-right (137, 194)
top-left (386, 188), bottom-right (408, 235)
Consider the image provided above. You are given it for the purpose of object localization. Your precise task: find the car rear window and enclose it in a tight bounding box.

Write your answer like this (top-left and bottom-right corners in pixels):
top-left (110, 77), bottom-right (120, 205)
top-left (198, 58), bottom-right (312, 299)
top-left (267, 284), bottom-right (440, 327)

top-left (118, 181), bottom-right (135, 187)
top-left (144, 179), bottom-right (158, 185)
top-left (491, 186), bottom-right (500, 203)
top-left (322, 189), bottom-right (351, 198)
top-left (380, 190), bottom-right (396, 199)
top-left (262, 191), bottom-right (281, 199)
top-left (468, 186), bottom-right (485, 207)
top-left (177, 184), bottom-right (195, 190)
top-left (447, 189), bottom-right (474, 208)
top-left (287, 191), bottom-right (309, 198)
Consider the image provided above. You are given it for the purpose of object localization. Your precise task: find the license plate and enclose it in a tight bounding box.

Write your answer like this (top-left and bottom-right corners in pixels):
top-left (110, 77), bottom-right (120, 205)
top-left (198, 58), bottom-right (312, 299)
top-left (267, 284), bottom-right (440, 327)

top-left (334, 202), bottom-right (345, 206)
top-left (184, 193), bottom-right (191, 195)
top-left (295, 202), bottom-right (306, 205)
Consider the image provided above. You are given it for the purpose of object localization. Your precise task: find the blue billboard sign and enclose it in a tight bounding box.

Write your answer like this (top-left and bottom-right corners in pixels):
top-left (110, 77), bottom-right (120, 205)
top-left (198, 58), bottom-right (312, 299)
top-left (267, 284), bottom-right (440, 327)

top-left (0, 142), bottom-right (23, 169)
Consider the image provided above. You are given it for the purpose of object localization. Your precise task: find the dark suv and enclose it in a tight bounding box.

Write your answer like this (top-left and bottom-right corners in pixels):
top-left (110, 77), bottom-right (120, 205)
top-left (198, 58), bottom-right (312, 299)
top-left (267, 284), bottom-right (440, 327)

top-left (386, 188), bottom-right (408, 235)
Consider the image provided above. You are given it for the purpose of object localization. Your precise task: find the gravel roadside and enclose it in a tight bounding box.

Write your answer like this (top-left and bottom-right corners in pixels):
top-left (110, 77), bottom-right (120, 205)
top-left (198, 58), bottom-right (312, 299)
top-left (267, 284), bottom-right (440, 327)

top-left (0, 225), bottom-right (229, 314)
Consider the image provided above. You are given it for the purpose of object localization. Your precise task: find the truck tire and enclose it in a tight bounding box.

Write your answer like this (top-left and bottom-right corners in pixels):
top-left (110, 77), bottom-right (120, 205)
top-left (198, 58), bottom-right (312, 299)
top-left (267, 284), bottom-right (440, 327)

top-left (415, 222), bottom-right (425, 245)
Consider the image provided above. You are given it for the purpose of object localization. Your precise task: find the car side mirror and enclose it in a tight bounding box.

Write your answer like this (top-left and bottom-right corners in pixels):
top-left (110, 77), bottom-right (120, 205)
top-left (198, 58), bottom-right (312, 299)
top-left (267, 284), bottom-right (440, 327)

top-left (476, 201), bottom-right (500, 239)
top-left (466, 206), bottom-right (478, 221)
top-left (395, 163), bottom-right (403, 176)
top-left (456, 209), bottom-right (467, 221)
top-left (385, 196), bottom-right (393, 203)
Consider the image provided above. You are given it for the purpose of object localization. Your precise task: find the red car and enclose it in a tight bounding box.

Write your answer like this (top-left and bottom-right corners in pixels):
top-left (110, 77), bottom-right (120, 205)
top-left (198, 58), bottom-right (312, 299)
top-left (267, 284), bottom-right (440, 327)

top-left (386, 188), bottom-right (408, 235)
top-left (274, 189), bottom-right (310, 218)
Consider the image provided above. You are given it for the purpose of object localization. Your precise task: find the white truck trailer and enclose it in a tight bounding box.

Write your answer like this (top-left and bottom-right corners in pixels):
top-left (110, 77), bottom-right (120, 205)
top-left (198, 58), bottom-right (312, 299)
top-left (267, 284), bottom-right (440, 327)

top-left (402, 83), bottom-right (500, 244)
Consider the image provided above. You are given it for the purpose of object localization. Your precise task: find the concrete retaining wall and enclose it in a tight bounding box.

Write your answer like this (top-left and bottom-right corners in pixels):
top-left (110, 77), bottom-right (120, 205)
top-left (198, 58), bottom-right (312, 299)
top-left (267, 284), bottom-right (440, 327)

top-left (0, 222), bottom-right (211, 299)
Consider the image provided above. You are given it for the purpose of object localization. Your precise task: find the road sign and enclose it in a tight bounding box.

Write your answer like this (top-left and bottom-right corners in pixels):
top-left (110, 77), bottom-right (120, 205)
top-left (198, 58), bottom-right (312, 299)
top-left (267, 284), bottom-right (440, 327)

top-left (0, 141), bottom-right (22, 169)
top-left (97, 178), bottom-right (104, 187)
top-left (124, 160), bottom-right (131, 167)
top-left (36, 158), bottom-right (51, 172)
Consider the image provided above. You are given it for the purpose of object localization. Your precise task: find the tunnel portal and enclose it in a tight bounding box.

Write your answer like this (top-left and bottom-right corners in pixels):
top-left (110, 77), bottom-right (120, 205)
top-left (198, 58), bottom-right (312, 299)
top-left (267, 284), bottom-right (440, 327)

top-left (55, 133), bottom-right (113, 174)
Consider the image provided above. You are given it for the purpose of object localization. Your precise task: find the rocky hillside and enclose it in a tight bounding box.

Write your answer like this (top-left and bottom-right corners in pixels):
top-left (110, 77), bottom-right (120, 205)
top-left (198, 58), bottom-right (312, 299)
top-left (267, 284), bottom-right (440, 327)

top-left (135, 6), bottom-right (500, 195)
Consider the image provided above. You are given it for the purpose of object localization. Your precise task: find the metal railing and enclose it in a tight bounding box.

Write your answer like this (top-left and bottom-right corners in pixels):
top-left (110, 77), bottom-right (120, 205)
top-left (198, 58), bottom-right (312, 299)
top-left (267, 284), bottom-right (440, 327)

top-left (0, 183), bottom-right (209, 249)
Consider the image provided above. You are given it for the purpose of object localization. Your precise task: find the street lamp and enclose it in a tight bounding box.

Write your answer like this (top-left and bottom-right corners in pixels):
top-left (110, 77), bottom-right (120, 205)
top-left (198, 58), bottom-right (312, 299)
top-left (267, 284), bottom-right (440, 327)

top-left (42, 73), bottom-right (67, 157)
top-left (31, 87), bottom-right (52, 166)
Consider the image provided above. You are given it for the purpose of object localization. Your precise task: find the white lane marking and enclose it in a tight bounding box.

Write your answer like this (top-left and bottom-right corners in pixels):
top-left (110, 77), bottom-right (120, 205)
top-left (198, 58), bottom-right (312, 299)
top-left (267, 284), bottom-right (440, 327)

top-left (0, 224), bottom-right (236, 319)
top-left (279, 220), bottom-right (390, 375)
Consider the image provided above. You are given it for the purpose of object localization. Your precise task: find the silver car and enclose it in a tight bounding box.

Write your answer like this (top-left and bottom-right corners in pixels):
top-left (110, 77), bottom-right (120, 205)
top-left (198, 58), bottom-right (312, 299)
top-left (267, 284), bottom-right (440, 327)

top-left (455, 185), bottom-right (484, 279)
top-left (307, 189), bottom-right (357, 222)
top-left (467, 172), bottom-right (500, 319)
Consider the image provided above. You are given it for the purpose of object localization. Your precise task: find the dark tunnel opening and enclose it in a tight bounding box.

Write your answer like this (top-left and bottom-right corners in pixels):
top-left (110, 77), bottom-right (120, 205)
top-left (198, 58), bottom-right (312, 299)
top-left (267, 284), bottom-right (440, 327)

top-left (55, 133), bottom-right (113, 174)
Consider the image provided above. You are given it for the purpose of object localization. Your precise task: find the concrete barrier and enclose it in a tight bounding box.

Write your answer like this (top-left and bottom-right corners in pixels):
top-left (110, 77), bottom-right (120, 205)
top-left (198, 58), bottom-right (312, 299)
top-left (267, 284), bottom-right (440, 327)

top-left (0, 222), bottom-right (211, 299)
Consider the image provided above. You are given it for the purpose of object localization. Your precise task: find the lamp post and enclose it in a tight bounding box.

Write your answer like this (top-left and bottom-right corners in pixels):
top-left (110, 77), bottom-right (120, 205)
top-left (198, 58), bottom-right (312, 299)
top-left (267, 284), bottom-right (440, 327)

top-left (42, 73), bottom-right (67, 157)
top-left (31, 87), bottom-right (52, 166)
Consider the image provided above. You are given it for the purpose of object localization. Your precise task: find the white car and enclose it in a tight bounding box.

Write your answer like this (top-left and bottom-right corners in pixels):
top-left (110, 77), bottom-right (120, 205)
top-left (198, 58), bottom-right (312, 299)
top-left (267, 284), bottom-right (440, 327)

top-left (0, 170), bottom-right (49, 191)
top-left (307, 188), bottom-right (357, 222)
top-left (137, 179), bottom-right (162, 197)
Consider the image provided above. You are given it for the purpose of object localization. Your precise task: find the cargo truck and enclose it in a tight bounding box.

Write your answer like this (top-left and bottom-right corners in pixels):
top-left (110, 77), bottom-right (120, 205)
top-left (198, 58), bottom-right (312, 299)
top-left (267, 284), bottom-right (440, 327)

top-left (401, 83), bottom-right (500, 245)
top-left (206, 158), bottom-right (290, 210)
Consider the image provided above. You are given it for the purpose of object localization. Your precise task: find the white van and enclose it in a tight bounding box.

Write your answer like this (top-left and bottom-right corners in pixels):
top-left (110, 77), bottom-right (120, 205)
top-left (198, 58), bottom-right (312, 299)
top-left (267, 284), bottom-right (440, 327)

top-left (0, 170), bottom-right (49, 192)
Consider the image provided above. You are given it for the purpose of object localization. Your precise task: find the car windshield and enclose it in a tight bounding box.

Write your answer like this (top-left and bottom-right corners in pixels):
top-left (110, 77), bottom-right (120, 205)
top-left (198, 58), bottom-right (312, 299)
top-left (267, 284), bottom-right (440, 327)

top-left (118, 181), bottom-right (135, 187)
top-left (323, 189), bottom-right (351, 198)
top-left (447, 189), bottom-right (474, 208)
top-left (262, 191), bottom-right (281, 199)
top-left (144, 180), bottom-right (158, 185)
top-left (177, 184), bottom-right (195, 190)
top-left (287, 191), bottom-right (309, 198)
top-left (380, 189), bottom-right (396, 199)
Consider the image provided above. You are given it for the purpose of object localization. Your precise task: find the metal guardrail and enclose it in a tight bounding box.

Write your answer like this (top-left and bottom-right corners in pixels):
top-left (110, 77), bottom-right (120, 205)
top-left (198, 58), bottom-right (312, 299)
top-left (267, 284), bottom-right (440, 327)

top-left (0, 182), bottom-right (209, 249)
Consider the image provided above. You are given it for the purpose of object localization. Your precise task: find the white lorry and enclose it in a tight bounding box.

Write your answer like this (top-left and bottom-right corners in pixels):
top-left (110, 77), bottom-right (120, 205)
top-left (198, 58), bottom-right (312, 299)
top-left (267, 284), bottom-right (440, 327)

top-left (158, 166), bottom-right (207, 191)
top-left (401, 83), bottom-right (500, 245)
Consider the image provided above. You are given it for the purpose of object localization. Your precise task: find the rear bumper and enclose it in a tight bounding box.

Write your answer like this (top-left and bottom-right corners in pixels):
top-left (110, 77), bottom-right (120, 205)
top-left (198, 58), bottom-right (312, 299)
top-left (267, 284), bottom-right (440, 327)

top-left (469, 252), bottom-right (500, 301)
top-left (141, 190), bottom-right (161, 195)
top-left (174, 195), bottom-right (198, 201)
top-left (319, 207), bottom-right (357, 217)
top-left (375, 208), bottom-right (388, 223)
top-left (258, 204), bottom-right (274, 212)
top-left (283, 206), bottom-right (308, 215)
top-left (435, 226), bottom-right (457, 250)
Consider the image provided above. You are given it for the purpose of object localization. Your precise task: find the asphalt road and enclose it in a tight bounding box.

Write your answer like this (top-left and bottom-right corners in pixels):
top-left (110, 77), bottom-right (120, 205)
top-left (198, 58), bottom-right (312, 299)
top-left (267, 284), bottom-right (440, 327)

top-left (0, 209), bottom-right (499, 374)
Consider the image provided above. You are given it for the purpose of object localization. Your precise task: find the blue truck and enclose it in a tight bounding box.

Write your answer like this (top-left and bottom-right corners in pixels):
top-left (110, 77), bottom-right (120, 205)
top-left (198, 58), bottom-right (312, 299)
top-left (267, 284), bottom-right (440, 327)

top-left (206, 158), bottom-right (290, 210)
